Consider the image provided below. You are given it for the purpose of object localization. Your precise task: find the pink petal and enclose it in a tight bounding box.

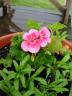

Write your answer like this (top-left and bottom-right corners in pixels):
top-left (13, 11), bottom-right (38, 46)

top-left (23, 33), bottom-right (29, 40)
top-left (40, 38), bottom-right (51, 47)
top-left (39, 27), bottom-right (51, 47)
top-left (28, 39), bottom-right (41, 53)
top-left (29, 29), bottom-right (39, 36)
top-left (21, 41), bottom-right (29, 52)
top-left (23, 29), bottom-right (39, 41)
top-left (21, 40), bottom-right (41, 53)
top-left (39, 27), bottom-right (50, 39)
top-left (28, 45), bottom-right (40, 53)
top-left (29, 29), bottom-right (39, 40)
top-left (46, 37), bottom-right (51, 43)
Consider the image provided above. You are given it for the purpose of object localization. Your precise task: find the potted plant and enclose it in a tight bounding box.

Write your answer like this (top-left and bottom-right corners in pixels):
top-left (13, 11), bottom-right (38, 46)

top-left (0, 21), bottom-right (72, 96)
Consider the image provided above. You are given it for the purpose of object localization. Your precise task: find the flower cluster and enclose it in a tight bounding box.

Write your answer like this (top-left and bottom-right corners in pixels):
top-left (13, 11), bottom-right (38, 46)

top-left (21, 27), bottom-right (51, 53)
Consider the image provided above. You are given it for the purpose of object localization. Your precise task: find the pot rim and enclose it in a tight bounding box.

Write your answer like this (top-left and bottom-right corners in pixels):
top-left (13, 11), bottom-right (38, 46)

top-left (0, 33), bottom-right (72, 51)
top-left (0, 32), bottom-right (23, 49)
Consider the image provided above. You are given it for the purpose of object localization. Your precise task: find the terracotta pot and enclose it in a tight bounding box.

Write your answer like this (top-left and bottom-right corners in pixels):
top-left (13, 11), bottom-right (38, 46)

top-left (0, 33), bottom-right (72, 51)
top-left (62, 40), bottom-right (72, 51)
top-left (0, 32), bottom-right (22, 49)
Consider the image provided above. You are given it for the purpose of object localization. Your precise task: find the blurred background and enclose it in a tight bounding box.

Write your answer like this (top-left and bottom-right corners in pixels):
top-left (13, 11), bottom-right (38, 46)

top-left (11, 0), bottom-right (65, 10)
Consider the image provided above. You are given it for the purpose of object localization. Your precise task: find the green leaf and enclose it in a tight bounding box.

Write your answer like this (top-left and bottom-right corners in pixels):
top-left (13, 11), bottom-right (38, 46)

top-left (46, 68), bottom-right (51, 79)
top-left (8, 71), bottom-right (16, 80)
top-left (57, 79), bottom-right (68, 88)
top-left (0, 58), bottom-right (12, 67)
top-left (61, 31), bottom-right (68, 40)
top-left (53, 87), bottom-right (68, 93)
top-left (49, 79), bottom-right (68, 88)
top-left (0, 81), bottom-right (9, 94)
top-left (48, 22), bottom-right (66, 32)
top-left (26, 19), bottom-right (42, 30)
top-left (47, 37), bottom-right (62, 53)
top-left (68, 62), bottom-right (72, 70)
top-left (23, 90), bottom-right (34, 96)
top-left (10, 45), bottom-right (23, 61)
top-left (59, 65), bottom-right (68, 69)
top-left (3, 68), bottom-right (10, 74)
top-left (29, 81), bottom-right (34, 90)
top-left (70, 70), bottom-right (72, 80)
top-left (14, 79), bottom-right (19, 91)
top-left (60, 54), bottom-right (70, 64)
top-left (31, 66), bottom-right (45, 79)
top-left (23, 68), bottom-right (34, 75)
top-left (20, 55), bottom-right (30, 69)
top-left (20, 75), bottom-right (26, 88)
top-left (0, 80), bottom-right (14, 96)
top-left (0, 70), bottom-right (8, 80)
top-left (35, 77), bottom-right (47, 85)
top-left (49, 79), bottom-right (68, 93)
top-left (34, 87), bottom-right (42, 96)
top-left (13, 60), bottom-right (19, 72)
top-left (55, 70), bottom-right (61, 80)
top-left (12, 91), bottom-right (22, 96)
top-left (24, 65), bottom-right (34, 76)
top-left (69, 85), bottom-right (72, 96)
top-left (11, 34), bottom-right (22, 46)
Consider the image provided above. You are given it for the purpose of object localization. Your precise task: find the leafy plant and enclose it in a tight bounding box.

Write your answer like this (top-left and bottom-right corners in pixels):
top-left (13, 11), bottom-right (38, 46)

top-left (0, 21), bottom-right (72, 96)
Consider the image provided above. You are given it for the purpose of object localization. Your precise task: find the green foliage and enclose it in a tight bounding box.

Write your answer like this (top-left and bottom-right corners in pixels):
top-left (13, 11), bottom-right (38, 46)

top-left (47, 36), bottom-right (63, 53)
top-left (48, 22), bottom-right (66, 32)
top-left (26, 19), bottom-right (42, 30)
top-left (46, 22), bottom-right (68, 54)
top-left (9, 34), bottom-right (29, 61)
top-left (31, 66), bottom-right (45, 79)
top-left (69, 85), bottom-right (72, 96)
top-left (0, 57), bottom-right (12, 68)
top-left (34, 77), bottom-right (47, 85)
top-left (0, 21), bottom-right (72, 96)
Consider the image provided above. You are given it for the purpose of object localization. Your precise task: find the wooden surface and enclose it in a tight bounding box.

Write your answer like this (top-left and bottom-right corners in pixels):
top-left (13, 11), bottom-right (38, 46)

top-left (12, 6), bottom-right (62, 30)
top-left (50, 0), bottom-right (65, 13)
top-left (0, 6), bottom-right (62, 35)
top-left (64, 0), bottom-right (72, 24)
top-left (0, 0), bottom-right (71, 25)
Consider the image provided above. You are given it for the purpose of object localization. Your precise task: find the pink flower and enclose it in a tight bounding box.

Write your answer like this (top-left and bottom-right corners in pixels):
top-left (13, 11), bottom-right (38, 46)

top-left (21, 27), bottom-right (51, 54)
top-left (39, 27), bottom-right (51, 47)
top-left (21, 29), bottom-right (41, 53)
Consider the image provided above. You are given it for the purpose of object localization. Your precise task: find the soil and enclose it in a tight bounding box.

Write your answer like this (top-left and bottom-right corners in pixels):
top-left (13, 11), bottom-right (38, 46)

top-left (0, 45), bottom-right (9, 58)
top-left (0, 90), bottom-right (6, 96)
